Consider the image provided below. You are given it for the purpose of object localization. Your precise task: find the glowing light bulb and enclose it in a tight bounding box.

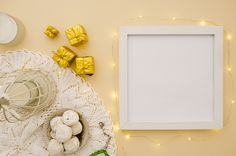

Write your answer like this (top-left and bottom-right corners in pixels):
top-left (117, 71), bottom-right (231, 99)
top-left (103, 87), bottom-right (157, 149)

top-left (172, 17), bottom-right (176, 21)
top-left (227, 34), bottom-right (232, 40)
top-left (227, 67), bottom-right (232, 72)
top-left (232, 100), bottom-right (235, 104)
top-left (58, 71), bottom-right (62, 74)
top-left (112, 32), bottom-right (118, 37)
top-left (156, 143), bottom-right (161, 146)
top-left (138, 15), bottom-right (143, 19)
top-left (200, 20), bottom-right (206, 26)
top-left (112, 63), bottom-right (116, 67)
top-left (113, 125), bottom-right (120, 131)
top-left (188, 137), bottom-right (192, 141)
top-left (112, 91), bottom-right (118, 99)
top-left (125, 135), bottom-right (130, 139)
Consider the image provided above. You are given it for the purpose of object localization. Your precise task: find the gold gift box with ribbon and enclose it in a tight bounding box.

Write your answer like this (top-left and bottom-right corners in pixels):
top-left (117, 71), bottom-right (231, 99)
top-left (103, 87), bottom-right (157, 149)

top-left (65, 24), bottom-right (88, 47)
top-left (52, 46), bottom-right (76, 68)
top-left (75, 56), bottom-right (95, 75)
top-left (44, 25), bottom-right (59, 38)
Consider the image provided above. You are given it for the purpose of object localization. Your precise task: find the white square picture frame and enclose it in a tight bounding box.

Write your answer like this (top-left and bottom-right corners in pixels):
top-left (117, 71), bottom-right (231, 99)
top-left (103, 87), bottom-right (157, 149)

top-left (119, 26), bottom-right (223, 130)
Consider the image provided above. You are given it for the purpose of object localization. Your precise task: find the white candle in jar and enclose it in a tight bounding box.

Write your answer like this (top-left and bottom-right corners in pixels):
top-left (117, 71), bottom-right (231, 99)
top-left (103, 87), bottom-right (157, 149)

top-left (0, 12), bottom-right (23, 45)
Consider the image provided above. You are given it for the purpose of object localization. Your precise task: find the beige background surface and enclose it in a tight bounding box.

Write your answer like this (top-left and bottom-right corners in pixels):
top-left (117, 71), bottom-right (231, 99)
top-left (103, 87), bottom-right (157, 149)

top-left (0, 0), bottom-right (236, 156)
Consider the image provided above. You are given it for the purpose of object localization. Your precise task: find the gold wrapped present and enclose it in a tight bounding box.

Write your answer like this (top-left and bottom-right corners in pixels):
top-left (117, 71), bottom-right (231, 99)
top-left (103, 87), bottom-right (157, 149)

top-left (75, 56), bottom-right (95, 75)
top-left (65, 24), bottom-right (88, 47)
top-left (56, 46), bottom-right (76, 62)
top-left (44, 25), bottom-right (59, 38)
top-left (52, 46), bottom-right (76, 68)
top-left (52, 54), bottom-right (69, 68)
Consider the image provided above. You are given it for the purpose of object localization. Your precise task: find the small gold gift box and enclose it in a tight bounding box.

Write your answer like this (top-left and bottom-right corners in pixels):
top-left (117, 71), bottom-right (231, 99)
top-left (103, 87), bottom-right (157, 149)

top-left (75, 56), bottom-right (95, 75)
top-left (44, 25), bottom-right (59, 38)
top-left (65, 24), bottom-right (88, 47)
top-left (52, 46), bottom-right (76, 68)
top-left (52, 54), bottom-right (69, 68)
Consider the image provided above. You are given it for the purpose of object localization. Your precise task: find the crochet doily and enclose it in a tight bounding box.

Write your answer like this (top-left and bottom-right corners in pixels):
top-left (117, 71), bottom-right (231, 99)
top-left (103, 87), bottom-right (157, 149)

top-left (0, 50), bottom-right (116, 156)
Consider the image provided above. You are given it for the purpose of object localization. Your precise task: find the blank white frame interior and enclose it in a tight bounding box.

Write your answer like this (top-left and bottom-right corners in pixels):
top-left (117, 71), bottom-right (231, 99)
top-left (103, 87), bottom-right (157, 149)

top-left (119, 26), bottom-right (223, 130)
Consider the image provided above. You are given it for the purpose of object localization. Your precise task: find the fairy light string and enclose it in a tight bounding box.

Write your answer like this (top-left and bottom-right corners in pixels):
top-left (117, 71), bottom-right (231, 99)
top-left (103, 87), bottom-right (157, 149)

top-left (224, 30), bottom-right (234, 126)
top-left (111, 31), bottom-right (120, 132)
top-left (110, 17), bottom-right (234, 154)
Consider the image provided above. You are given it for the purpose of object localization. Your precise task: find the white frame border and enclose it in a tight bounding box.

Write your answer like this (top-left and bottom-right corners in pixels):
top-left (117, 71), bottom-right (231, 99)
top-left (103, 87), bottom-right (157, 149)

top-left (119, 26), bottom-right (223, 130)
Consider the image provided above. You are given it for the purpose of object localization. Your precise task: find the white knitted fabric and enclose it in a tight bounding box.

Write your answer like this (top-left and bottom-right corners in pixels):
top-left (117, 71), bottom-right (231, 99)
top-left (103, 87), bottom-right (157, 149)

top-left (0, 50), bottom-right (116, 156)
